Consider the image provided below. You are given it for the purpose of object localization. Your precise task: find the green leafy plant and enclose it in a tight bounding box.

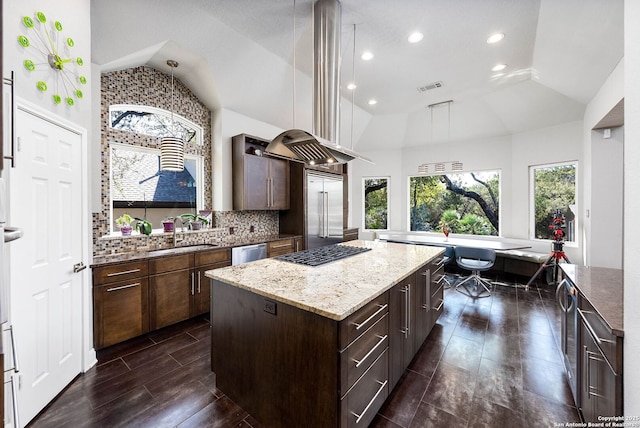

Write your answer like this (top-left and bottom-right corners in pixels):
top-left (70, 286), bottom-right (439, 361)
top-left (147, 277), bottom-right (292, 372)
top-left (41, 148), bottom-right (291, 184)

top-left (134, 218), bottom-right (153, 236)
top-left (180, 213), bottom-right (209, 227)
top-left (115, 213), bottom-right (134, 228)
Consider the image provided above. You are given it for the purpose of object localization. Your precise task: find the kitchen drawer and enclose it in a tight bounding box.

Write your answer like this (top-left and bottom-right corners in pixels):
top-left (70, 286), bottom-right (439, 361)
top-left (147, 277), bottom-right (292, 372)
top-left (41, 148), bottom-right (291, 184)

top-left (93, 260), bottom-right (148, 285)
top-left (267, 239), bottom-right (295, 257)
top-left (430, 282), bottom-right (445, 326)
top-left (339, 292), bottom-right (389, 349)
top-left (578, 297), bottom-right (621, 373)
top-left (195, 248), bottom-right (231, 266)
top-left (148, 253), bottom-right (193, 275)
top-left (431, 263), bottom-right (445, 289)
top-left (339, 349), bottom-right (389, 428)
top-left (340, 313), bottom-right (388, 395)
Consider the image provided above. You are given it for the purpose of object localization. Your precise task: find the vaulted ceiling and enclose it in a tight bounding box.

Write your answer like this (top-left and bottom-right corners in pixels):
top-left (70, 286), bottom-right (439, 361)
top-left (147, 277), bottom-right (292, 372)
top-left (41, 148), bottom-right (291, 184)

top-left (91, 0), bottom-right (624, 150)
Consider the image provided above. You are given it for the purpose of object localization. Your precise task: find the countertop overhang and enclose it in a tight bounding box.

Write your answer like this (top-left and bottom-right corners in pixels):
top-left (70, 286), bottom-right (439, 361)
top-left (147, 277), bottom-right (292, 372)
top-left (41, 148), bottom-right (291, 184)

top-left (205, 240), bottom-right (444, 321)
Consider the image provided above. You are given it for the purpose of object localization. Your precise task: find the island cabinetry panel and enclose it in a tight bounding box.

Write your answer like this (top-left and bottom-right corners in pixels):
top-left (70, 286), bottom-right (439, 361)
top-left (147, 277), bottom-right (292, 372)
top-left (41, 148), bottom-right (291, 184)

top-left (211, 280), bottom-right (339, 427)
top-left (149, 254), bottom-right (194, 330)
top-left (193, 248), bottom-right (231, 316)
top-left (93, 261), bottom-right (150, 349)
top-left (578, 296), bottom-right (623, 422)
top-left (232, 133), bottom-right (290, 210)
top-left (389, 274), bottom-right (417, 389)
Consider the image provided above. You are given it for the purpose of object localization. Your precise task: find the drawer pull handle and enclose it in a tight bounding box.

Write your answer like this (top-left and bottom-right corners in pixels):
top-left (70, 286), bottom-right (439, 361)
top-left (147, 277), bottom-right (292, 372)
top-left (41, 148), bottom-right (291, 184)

top-left (352, 380), bottom-right (388, 424)
top-left (354, 304), bottom-right (388, 331)
top-left (106, 268), bottom-right (141, 277)
top-left (436, 257), bottom-right (446, 266)
top-left (353, 335), bottom-right (388, 368)
top-left (107, 282), bottom-right (140, 292)
top-left (577, 308), bottom-right (616, 346)
top-left (432, 299), bottom-right (444, 312)
top-left (2, 324), bottom-right (20, 373)
top-left (271, 242), bottom-right (292, 249)
top-left (435, 274), bottom-right (446, 285)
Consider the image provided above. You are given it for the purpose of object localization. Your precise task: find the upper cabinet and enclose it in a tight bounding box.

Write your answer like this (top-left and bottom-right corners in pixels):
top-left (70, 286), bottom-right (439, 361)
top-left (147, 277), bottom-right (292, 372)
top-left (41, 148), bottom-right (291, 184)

top-left (232, 134), bottom-right (290, 210)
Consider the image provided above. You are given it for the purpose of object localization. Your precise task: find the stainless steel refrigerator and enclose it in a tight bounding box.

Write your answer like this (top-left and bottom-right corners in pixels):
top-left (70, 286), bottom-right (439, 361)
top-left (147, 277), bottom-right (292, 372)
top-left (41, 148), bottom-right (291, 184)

top-left (306, 171), bottom-right (343, 249)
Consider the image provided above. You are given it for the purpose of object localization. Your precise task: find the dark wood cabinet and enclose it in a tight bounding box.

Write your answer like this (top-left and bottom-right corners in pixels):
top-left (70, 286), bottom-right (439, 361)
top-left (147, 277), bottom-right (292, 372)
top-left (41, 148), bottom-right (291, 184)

top-left (92, 261), bottom-right (150, 349)
top-left (267, 238), bottom-right (295, 257)
top-left (232, 134), bottom-right (290, 210)
top-left (389, 274), bottom-right (416, 389)
top-left (149, 254), bottom-right (193, 330)
top-left (93, 247), bottom-right (231, 348)
top-left (578, 296), bottom-right (623, 421)
top-left (343, 228), bottom-right (359, 242)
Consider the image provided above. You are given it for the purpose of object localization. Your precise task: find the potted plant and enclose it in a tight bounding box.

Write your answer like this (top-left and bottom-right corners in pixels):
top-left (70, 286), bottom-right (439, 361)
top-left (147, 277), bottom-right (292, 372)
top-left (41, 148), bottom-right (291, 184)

top-left (116, 213), bottom-right (134, 236)
top-left (134, 218), bottom-right (153, 236)
top-left (162, 217), bottom-right (175, 233)
top-left (180, 213), bottom-right (209, 230)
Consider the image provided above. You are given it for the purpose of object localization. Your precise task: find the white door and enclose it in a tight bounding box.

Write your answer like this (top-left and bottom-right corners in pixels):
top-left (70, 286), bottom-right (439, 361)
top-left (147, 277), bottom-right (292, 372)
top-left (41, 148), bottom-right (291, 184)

top-left (9, 106), bottom-right (84, 426)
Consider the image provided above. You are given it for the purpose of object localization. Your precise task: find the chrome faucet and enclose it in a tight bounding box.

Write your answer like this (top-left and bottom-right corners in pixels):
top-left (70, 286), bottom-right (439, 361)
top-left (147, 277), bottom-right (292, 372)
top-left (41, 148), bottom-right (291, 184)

top-left (173, 217), bottom-right (184, 247)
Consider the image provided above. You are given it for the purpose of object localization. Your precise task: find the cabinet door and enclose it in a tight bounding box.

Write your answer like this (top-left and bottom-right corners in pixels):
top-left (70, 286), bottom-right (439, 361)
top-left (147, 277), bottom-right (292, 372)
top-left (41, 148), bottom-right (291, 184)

top-left (193, 261), bottom-right (230, 316)
top-left (149, 269), bottom-right (193, 329)
top-left (414, 268), bottom-right (430, 350)
top-left (94, 278), bottom-right (149, 349)
top-left (580, 320), bottom-right (620, 422)
top-left (244, 155), bottom-right (270, 210)
top-left (269, 158), bottom-right (290, 209)
top-left (388, 276), bottom-right (414, 389)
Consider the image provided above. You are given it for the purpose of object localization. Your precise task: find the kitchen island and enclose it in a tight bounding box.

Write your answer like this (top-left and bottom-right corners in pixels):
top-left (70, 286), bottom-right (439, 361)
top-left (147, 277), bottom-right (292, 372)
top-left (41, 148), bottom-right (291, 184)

top-left (205, 240), bottom-right (444, 427)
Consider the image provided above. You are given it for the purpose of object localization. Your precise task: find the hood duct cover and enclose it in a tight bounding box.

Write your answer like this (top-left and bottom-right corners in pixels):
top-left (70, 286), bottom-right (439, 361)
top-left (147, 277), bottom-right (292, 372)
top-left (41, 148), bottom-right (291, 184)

top-left (266, 0), bottom-right (372, 165)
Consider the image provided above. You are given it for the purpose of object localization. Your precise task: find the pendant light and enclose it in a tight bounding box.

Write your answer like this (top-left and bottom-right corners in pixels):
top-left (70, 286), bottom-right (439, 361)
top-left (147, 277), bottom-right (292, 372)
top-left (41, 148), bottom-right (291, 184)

top-left (160, 59), bottom-right (185, 171)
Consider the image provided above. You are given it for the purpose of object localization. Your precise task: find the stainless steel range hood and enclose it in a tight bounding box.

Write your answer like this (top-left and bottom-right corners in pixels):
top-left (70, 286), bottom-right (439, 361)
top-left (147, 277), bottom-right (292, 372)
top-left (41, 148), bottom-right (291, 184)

top-left (266, 0), bottom-right (372, 165)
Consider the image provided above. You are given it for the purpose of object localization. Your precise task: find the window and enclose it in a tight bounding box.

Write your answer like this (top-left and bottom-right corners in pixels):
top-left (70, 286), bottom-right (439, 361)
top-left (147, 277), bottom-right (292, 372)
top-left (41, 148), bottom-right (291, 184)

top-left (363, 177), bottom-right (389, 230)
top-left (530, 162), bottom-right (577, 242)
top-left (109, 104), bottom-right (202, 145)
top-left (409, 170), bottom-right (500, 236)
top-left (110, 143), bottom-right (204, 232)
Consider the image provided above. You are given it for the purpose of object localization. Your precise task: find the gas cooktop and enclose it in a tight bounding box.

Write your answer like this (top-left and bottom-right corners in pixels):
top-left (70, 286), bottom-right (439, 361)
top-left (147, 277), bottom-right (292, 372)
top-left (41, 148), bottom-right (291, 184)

top-left (275, 244), bottom-right (371, 267)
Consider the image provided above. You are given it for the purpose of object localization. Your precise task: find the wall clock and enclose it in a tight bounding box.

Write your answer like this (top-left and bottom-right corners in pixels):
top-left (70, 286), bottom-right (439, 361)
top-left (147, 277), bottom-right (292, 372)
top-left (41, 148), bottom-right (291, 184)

top-left (18, 11), bottom-right (87, 107)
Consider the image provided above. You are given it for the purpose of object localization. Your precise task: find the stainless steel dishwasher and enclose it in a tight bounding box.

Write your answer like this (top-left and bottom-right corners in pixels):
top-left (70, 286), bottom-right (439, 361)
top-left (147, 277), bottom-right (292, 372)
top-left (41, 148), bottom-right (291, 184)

top-left (231, 243), bottom-right (267, 265)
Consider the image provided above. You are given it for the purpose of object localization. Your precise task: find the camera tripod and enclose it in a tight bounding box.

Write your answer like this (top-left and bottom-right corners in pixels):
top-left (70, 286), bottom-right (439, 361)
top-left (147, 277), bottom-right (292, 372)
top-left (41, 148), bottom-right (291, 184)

top-left (526, 240), bottom-right (571, 289)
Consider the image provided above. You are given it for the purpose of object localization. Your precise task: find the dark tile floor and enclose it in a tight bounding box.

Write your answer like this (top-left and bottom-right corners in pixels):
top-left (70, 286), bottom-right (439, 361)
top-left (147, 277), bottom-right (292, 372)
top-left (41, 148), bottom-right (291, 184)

top-left (28, 273), bottom-right (581, 428)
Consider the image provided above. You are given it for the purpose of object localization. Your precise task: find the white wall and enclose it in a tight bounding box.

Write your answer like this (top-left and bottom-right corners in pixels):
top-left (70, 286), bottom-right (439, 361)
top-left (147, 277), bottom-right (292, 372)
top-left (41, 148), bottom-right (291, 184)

top-left (351, 122), bottom-right (584, 262)
top-left (624, 0), bottom-right (640, 416)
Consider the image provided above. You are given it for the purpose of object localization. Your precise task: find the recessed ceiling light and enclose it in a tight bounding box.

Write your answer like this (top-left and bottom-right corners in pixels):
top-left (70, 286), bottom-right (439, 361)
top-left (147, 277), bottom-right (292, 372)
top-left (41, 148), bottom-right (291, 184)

top-left (487, 33), bottom-right (505, 44)
top-left (492, 63), bottom-right (507, 71)
top-left (368, 99), bottom-right (377, 105)
top-left (347, 82), bottom-right (357, 90)
top-left (361, 51), bottom-right (374, 61)
top-left (408, 32), bottom-right (424, 43)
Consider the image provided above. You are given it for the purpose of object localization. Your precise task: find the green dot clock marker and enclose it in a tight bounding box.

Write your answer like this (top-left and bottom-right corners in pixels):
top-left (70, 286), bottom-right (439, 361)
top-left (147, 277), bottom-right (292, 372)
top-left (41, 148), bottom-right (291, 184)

top-left (18, 35), bottom-right (30, 48)
top-left (23, 16), bottom-right (34, 28)
top-left (55, 21), bottom-right (63, 31)
top-left (66, 98), bottom-right (74, 106)
top-left (24, 59), bottom-right (35, 71)
top-left (53, 95), bottom-right (62, 104)
top-left (76, 57), bottom-right (84, 66)
top-left (66, 37), bottom-right (74, 47)
top-left (36, 12), bottom-right (46, 23)
top-left (75, 90), bottom-right (83, 99)
top-left (37, 81), bottom-right (48, 92)
top-left (79, 76), bottom-right (87, 85)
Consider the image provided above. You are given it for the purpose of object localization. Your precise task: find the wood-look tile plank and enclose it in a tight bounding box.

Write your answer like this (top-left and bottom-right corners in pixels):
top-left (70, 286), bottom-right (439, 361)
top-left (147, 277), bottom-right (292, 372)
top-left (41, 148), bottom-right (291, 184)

top-left (122, 333), bottom-right (197, 369)
top-left (378, 371), bottom-right (430, 427)
top-left (176, 396), bottom-right (248, 428)
top-left (148, 316), bottom-right (209, 343)
top-left (421, 362), bottom-right (477, 422)
top-left (170, 335), bottom-right (211, 365)
top-left (186, 323), bottom-right (211, 341)
top-left (145, 355), bottom-right (212, 399)
top-left (407, 401), bottom-right (466, 428)
top-left (87, 354), bottom-right (181, 409)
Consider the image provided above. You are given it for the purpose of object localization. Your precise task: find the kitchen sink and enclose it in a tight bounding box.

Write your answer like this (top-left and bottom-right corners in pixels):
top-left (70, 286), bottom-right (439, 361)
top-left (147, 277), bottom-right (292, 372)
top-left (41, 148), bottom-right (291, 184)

top-left (146, 244), bottom-right (218, 257)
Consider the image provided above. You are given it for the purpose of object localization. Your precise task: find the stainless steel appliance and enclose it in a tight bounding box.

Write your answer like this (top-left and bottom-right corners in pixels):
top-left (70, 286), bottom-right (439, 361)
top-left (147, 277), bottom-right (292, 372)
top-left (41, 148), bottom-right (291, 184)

top-left (557, 278), bottom-right (579, 405)
top-left (276, 243), bottom-right (370, 266)
top-left (231, 243), bottom-right (267, 265)
top-left (306, 171), bottom-right (343, 249)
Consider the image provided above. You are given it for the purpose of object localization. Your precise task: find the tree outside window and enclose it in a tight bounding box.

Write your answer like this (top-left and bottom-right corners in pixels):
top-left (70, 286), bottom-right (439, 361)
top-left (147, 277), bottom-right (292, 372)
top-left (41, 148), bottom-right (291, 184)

top-left (409, 171), bottom-right (500, 236)
top-left (364, 178), bottom-right (388, 230)
top-left (531, 162), bottom-right (577, 241)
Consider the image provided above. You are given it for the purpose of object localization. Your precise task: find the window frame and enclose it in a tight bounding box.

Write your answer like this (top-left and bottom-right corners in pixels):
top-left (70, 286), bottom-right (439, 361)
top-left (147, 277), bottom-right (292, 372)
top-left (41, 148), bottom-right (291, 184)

top-left (529, 160), bottom-right (578, 245)
top-left (362, 176), bottom-right (390, 232)
top-left (108, 104), bottom-right (204, 146)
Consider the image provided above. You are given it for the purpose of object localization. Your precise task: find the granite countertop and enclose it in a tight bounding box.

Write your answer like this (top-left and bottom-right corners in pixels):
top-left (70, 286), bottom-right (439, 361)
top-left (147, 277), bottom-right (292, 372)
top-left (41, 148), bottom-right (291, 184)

top-left (205, 240), bottom-right (444, 321)
top-left (91, 234), bottom-right (300, 268)
top-left (560, 264), bottom-right (623, 337)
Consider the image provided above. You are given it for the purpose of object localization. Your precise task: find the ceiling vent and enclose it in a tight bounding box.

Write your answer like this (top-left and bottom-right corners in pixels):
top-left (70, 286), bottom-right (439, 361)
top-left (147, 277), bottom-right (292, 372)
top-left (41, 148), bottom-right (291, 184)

top-left (417, 81), bottom-right (444, 93)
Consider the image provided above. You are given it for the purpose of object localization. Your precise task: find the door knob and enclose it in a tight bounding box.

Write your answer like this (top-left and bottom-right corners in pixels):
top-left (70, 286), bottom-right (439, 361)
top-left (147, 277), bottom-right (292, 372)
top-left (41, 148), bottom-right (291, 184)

top-left (73, 262), bottom-right (86, 273)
